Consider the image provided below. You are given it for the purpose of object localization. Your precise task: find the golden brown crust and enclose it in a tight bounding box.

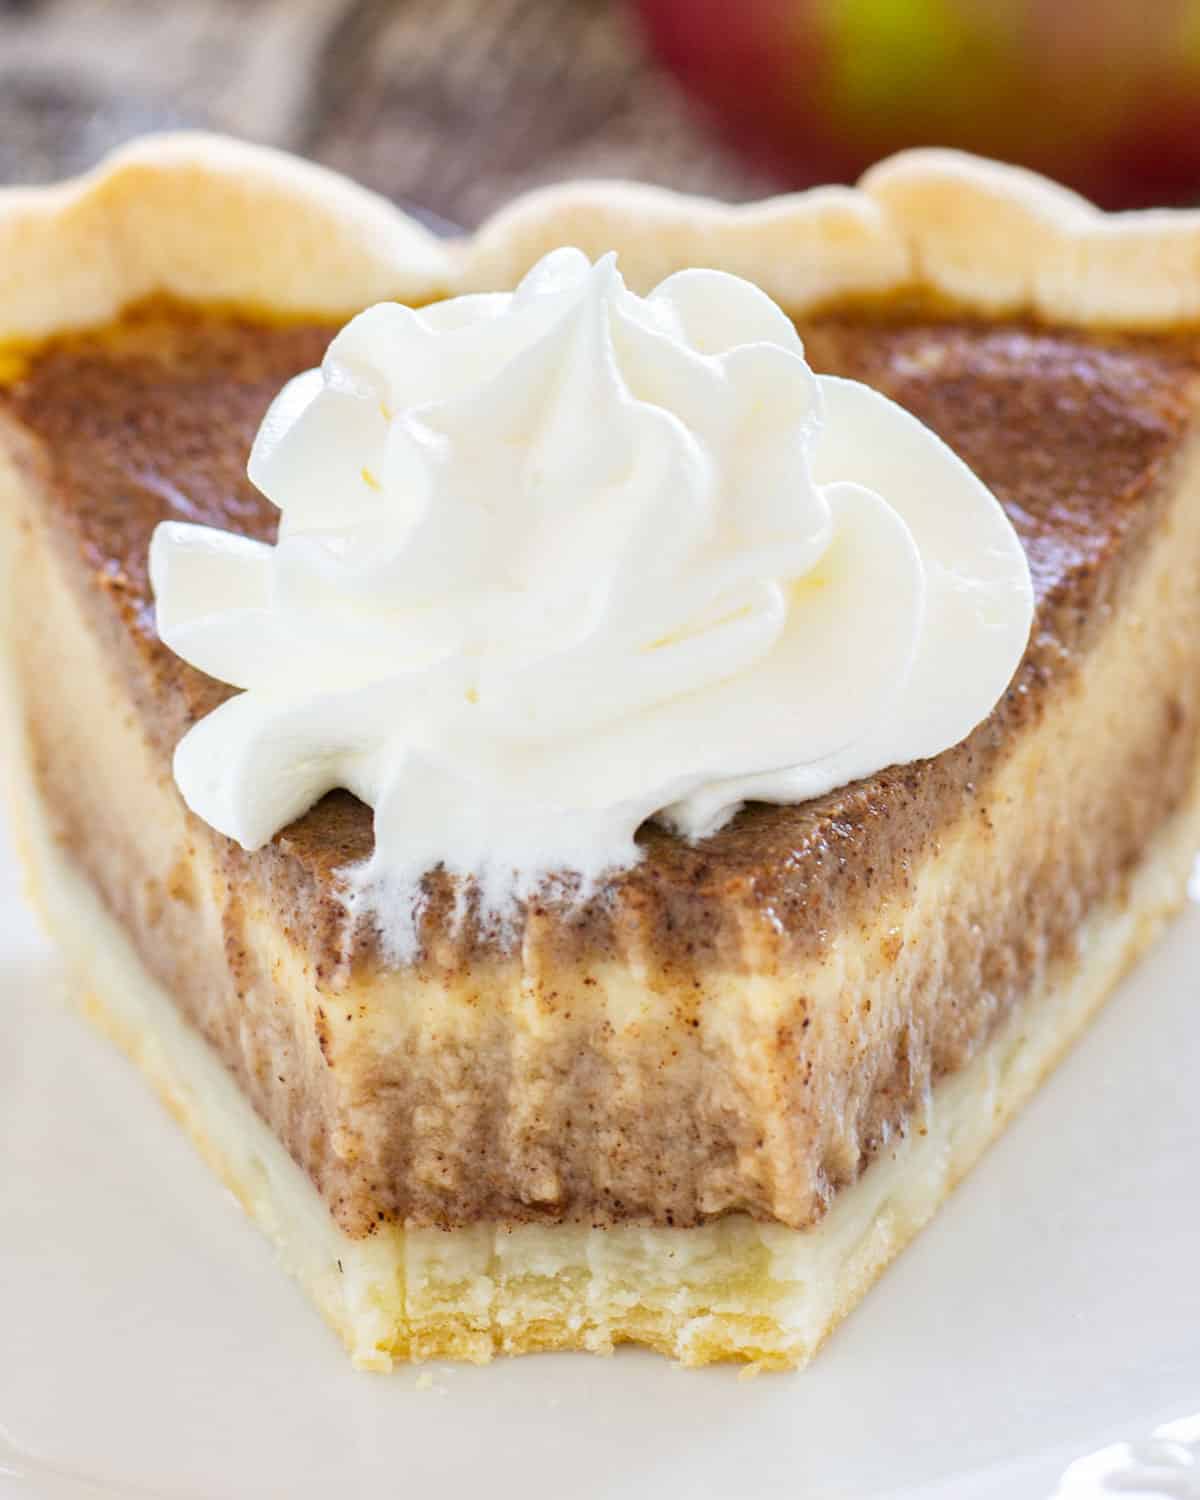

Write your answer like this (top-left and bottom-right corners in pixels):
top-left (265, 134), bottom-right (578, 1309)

top-left (6, 136), bottom-right (1200, 341)
top-left (0, 135), bottom-right (452, 341)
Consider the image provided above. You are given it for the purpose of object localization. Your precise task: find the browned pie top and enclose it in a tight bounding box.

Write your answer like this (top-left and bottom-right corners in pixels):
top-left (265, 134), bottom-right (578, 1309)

top-left (4, 304), bottom-right (1199, 974)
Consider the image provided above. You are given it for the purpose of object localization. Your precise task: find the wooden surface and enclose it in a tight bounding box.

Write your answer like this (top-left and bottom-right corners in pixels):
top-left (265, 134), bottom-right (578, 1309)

top-left (0, 0), bottom-right (778, 225)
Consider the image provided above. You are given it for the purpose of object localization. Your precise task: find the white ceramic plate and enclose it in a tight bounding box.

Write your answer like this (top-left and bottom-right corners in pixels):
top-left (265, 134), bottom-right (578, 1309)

top-left (2, 802), bottom-right (1198, 1500)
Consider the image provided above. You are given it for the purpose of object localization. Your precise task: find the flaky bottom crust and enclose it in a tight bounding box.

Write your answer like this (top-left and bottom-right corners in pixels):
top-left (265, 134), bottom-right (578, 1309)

top-left (7, 722), bottom-right (1197, 1370)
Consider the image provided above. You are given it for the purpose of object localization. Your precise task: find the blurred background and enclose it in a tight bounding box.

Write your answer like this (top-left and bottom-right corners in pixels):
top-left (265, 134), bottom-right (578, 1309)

top-left (4, 0), bottom-right (1200, 223)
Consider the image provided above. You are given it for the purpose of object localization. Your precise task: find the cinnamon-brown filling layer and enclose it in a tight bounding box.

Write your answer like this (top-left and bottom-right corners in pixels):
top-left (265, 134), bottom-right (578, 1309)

top-left (5, 306), bottom-right (1200, 1234)
top-left (5, 305), bottom-right (1199, 974)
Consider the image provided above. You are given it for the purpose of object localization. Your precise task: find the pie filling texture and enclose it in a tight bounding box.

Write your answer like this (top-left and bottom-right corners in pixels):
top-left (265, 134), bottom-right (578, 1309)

top-left (4, 298), bottom-right (1200, 1365)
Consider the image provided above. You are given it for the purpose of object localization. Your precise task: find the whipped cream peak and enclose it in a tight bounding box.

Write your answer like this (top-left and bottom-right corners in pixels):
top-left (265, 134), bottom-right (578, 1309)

top-left (150, 249), bottom-right (1034, 959)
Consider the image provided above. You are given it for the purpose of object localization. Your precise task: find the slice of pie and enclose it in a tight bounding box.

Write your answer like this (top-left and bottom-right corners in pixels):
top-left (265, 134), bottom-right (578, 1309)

top-left (3, 136), bottom-right (1199, 1371)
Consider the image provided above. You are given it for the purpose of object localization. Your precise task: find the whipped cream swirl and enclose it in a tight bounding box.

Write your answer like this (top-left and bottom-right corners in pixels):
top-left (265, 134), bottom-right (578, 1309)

top-left (150, 249), bottom-right (1033, 955)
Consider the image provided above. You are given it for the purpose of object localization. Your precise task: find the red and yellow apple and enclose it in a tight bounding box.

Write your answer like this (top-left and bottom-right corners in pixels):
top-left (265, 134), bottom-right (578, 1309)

top-left (632, 0), bottom-right (1200, 208)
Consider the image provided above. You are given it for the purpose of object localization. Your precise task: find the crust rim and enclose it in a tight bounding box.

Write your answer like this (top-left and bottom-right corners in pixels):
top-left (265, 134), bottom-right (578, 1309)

top-left (3, 133), bottom-right (1200, 339)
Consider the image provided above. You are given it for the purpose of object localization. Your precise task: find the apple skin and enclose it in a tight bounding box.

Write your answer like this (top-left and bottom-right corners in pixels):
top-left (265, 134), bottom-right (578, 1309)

top-left (633, 0), bottom-right (1200, 208)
